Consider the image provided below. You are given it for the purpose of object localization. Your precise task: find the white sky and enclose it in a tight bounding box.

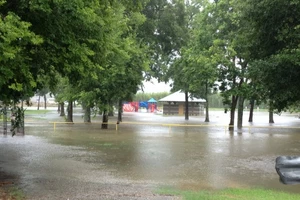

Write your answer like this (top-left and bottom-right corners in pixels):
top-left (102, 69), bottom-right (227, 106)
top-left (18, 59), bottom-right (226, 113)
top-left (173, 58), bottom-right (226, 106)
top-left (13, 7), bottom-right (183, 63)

top-left (139, 78), bottom-right (171, 93)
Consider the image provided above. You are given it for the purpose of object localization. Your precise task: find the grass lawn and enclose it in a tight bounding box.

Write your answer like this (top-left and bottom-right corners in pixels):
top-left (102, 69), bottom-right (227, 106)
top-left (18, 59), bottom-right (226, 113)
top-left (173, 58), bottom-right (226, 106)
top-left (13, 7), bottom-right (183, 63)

top-left (0, 186), bottom-right (25, 200)
top-left (0, 109), bottom-right (53, 121)
top-left (24, 109), bottom-right (53, 115)
top-left (157, 188), bottom-right (300, 200)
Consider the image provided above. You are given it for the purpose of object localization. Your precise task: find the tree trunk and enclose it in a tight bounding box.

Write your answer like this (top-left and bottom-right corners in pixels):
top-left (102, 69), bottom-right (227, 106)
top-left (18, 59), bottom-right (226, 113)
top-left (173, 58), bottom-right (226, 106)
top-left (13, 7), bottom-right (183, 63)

top-left (185, 91), bottom-right (189, 120)
top-left (66, 101), bottom-right (73, 122)
top-left (204, 81), bottom-right (209, 122)
top-left (20, 103), bottom-right (25, 135)
top-left (248, 99), bottom-right (254, 122)
top-left (118, 100), bottom-right (122, 123)
top-left (84, 106), bottom-right (91, 123)
top-left (269, 110), bottom-right (274, 123)
top-left (237, 96), bottom-right (244, 129)
top-left (10, 106), bottom-right (25, 136)
top-left (57, 103), bottom-right (61, 113)
top-left (60, 102), bottom-right (65, 116)
top-left (3, 105), bottom-right (7, 135)
top-left (44, 94), bottom-right (47, 109)
top-left (102, 110), bottom-right (108, 129)
top-left (37, 95), bottom-right (40, 110)
top-left (229, 95), bottom-right (238, 131)
top-left (21, 100), bottom-right (24, 132)
top-left (269, 101), bottom-right (274, 123)
top-left (205, 101), bottom-right (210, 122)
top-left (18, 106), bottom-right (25, 135)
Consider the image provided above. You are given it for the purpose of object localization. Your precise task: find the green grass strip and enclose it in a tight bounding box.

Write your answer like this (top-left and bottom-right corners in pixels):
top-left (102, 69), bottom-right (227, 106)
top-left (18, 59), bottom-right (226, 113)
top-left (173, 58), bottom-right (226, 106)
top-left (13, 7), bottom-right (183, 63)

top-left (24, 109), bottom-right (53, 115)
top-left (8, 186), bottom-right (25, 200)
top-left (157, 187), bottom-right (300, 200)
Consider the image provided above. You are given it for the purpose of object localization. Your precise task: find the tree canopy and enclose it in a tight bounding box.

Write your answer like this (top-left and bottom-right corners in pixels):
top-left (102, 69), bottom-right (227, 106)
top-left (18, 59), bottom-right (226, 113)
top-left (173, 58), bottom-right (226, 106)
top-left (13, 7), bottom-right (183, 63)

top-left (1, 0), bottom-right (299, 130)
top-left (244, 0), bottom-right (300, 112)
top-left (0, 3), bottom-right (43, 104)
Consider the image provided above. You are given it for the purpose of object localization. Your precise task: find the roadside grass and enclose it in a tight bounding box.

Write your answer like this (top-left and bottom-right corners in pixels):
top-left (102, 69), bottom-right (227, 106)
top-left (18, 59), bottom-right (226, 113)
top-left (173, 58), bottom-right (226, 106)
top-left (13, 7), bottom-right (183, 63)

top-left (8, 187), bottom-right (25, 200)
top-left (0, 186), bottom-right (25, 200)
top-left (157, 187), bottom-right (300, 200)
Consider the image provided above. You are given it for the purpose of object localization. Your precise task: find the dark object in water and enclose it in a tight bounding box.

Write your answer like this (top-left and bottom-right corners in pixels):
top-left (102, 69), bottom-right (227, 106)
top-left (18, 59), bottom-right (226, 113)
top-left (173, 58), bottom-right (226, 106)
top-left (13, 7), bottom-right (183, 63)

top-left (275, 156), bottom-right (300, 184)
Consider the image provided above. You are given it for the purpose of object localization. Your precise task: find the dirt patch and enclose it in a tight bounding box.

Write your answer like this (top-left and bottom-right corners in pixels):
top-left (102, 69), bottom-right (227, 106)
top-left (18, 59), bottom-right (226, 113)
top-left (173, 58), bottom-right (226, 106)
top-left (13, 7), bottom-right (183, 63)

top-left (0, 187), bottom-right (14, 200)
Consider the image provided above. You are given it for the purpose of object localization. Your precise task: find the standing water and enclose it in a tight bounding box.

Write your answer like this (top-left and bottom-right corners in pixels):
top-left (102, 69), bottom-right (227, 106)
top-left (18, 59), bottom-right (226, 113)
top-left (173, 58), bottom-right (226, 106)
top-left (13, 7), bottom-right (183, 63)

top-left (1, 109), bottom-right (300, 199)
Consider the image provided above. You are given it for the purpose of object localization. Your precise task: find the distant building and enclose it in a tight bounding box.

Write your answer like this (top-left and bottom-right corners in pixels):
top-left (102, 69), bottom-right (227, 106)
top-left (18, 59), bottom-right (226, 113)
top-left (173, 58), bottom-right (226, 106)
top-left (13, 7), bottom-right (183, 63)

top-left (159, 91), bottom-right (206, 116)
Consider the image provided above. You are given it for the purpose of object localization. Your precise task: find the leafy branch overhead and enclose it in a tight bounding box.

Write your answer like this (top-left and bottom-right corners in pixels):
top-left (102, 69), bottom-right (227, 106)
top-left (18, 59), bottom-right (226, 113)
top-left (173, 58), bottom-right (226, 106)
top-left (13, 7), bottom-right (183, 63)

top-left (0, 0), bottom-right (299, 131)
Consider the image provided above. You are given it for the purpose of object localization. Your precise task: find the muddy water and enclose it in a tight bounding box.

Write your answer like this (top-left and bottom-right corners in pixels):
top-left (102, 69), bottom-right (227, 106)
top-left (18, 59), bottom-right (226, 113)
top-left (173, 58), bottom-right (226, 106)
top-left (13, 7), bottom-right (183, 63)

top-left (1, 110), bottom-right (300, 199)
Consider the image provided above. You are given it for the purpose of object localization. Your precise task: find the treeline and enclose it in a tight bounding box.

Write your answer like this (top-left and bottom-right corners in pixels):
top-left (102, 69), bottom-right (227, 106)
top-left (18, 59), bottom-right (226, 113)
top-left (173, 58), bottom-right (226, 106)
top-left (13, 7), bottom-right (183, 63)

top-left (134, 92), bottom-right (224, 108)
top-left (133, 92), bottom-right (169, 102)
top-left (0, 0), bottom-right (150, 131)
top-left (163, 0), bottom-right (300, 129)
top-left (134, 92), bottom-right (268, 109)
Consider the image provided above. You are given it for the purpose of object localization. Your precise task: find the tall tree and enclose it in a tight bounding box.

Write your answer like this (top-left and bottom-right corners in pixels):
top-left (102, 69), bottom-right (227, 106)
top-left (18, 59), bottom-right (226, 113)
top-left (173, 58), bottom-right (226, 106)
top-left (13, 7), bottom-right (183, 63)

top-left (139, 0), bottom-right (189, 80)
top-left (168, 58), bottom-right (190, 120)
top-left (183, 0), bottom-right (218, 122)
top-left (0, 1), bottom-right (43, 135)
top-left (97, 2), bottom-right (149, 128)
top-left (0, 3), bottom-right (42, 104)
top-left (200, 0), bottom-right (252, 130)
top-left (243, 0), bottom-right (300, 112)
top-left (162, 0), bottom-right (200, 120)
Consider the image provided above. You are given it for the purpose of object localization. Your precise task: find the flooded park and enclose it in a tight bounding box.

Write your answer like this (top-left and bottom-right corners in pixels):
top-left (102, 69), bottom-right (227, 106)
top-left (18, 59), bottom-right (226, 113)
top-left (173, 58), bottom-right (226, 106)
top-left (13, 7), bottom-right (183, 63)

top-left (1, 108), bottom-right (300, 199)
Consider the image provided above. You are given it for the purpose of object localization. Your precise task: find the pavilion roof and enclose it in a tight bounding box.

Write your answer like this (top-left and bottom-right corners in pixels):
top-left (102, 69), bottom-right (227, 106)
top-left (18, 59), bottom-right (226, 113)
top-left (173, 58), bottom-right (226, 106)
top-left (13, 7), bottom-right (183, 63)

top-left (159, 90), bottom-right (206, 103)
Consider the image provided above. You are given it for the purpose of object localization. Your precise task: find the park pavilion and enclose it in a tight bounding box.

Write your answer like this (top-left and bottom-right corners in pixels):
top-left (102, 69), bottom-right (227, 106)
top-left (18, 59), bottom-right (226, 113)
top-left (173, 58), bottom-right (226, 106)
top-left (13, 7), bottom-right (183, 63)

top-left (159, 90), bottom-right (206, 116)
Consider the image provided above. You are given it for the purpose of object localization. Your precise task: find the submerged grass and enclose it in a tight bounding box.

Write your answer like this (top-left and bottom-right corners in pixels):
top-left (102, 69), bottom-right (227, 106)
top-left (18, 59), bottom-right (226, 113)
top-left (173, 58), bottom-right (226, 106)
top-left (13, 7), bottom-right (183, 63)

top-left (0, 109), bottom-right (52, 121)
top-left (25, 109), bottom-right (52, 115)
top-left (157, 187), bottom-right (300, 200)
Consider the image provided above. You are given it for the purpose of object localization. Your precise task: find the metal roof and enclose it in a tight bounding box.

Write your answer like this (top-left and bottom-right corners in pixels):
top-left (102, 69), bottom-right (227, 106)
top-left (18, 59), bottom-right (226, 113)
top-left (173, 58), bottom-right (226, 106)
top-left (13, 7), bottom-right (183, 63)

top-left (159, 90), bottom-right (206, 103)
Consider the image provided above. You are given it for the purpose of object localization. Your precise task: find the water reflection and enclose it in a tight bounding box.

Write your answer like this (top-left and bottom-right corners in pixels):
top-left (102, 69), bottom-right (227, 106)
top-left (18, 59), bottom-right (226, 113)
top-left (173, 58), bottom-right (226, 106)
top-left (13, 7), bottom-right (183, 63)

top-left (1, 110), bottom-right (300, 198)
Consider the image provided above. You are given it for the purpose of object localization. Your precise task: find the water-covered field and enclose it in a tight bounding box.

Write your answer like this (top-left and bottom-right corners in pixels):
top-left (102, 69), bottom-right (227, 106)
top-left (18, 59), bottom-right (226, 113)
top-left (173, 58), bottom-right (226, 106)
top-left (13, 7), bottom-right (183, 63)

top-left (1, 108), bottom-right (300, 199)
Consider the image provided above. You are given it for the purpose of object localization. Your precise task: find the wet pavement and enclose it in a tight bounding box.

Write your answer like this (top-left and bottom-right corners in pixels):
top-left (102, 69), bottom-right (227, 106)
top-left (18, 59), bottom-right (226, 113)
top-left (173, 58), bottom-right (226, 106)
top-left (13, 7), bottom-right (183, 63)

top-left (1, 108), bottom-right (300, 199)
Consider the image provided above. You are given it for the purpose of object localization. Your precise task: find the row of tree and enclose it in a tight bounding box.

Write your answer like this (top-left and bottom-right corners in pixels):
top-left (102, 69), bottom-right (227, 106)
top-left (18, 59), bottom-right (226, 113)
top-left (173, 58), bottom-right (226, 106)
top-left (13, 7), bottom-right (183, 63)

top-left (1, 0), bottom-right (299, 132)
top-left (161, 0), bottom-right (300, 130)
top-left (0, 0), bottom-right (152, 131)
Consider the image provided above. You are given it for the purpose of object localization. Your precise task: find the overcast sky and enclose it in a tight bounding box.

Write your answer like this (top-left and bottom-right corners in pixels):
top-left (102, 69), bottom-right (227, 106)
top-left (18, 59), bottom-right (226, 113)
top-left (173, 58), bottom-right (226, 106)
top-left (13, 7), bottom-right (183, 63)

top-left (139, 78), bottom-right (171, 93)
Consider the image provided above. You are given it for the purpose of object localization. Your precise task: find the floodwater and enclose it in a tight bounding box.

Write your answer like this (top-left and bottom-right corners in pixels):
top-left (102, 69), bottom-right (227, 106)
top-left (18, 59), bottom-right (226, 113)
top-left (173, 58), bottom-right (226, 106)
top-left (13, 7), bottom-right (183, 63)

top-left (1, 109), bottom-right (300, 199)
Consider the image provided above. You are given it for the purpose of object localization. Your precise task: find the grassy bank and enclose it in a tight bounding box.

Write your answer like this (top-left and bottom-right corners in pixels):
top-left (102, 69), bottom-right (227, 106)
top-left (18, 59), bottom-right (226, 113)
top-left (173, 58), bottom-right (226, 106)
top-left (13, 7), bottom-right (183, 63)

top-left (157, 188), bottom-right (300, 200)
top-left (0, 186), bottom-right (24, 200)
